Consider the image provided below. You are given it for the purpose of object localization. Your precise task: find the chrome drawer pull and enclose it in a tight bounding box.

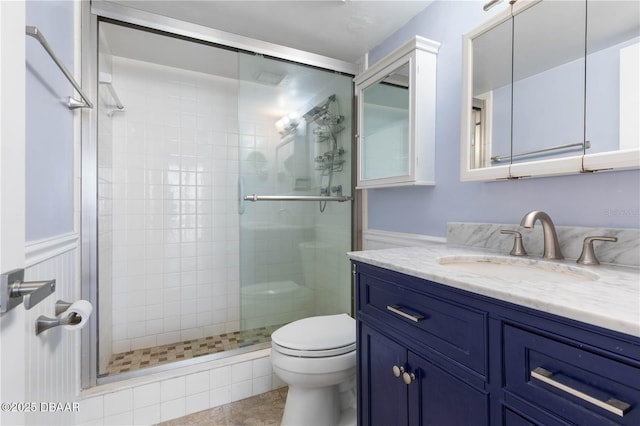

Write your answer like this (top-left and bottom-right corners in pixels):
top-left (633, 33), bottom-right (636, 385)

top-left (531, 367), bottom-right (631, 417)
top-left (386, 304), bottom-right (425, 322)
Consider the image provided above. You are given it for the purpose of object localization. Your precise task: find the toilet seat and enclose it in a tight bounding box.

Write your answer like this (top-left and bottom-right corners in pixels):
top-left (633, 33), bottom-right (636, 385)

top-left (271, 314), bottom-right (356, 358)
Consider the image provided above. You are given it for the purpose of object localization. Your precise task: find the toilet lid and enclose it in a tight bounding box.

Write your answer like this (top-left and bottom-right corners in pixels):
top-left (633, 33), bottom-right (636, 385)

top-left (271, 314), bottom-right (356, 357)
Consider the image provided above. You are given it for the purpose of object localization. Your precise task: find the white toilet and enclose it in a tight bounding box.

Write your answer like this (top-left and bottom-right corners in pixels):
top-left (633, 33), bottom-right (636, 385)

top-left (271, 313), bottom-right (357, 426)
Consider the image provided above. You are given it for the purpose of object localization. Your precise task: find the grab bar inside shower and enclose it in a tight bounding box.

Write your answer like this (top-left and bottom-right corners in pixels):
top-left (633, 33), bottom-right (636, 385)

top-left (26, 25), bottom-right (93, 110)
top-left (244, 194), bottom-right (352, 202)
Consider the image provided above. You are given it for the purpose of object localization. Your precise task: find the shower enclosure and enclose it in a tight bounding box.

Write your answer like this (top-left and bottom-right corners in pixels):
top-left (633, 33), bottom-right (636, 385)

top-left (94, 21), bottom-right (353, 379)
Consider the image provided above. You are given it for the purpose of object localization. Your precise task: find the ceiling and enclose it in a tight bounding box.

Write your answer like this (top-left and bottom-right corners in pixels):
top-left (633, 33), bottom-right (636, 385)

top-left (107, 0), bottom-right (433, 64)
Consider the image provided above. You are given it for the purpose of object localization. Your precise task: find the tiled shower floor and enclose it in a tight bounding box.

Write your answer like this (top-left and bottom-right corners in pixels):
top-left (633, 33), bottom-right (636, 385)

top-left (105, 324), bottom-right (282, 376)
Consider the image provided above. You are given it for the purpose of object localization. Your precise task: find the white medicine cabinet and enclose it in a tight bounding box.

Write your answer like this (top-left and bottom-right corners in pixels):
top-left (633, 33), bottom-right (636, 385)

top-left (460, 0), bottom-right (640, 181)
top-left (355, 36), bottom-right (440, 188)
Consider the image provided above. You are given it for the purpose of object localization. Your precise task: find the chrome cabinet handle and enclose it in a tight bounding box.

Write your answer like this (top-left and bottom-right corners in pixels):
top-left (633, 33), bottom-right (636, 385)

top-left (531, 367), bottom-right (631, 417)
top-left (392, 365), bottom-right (405, 377)
top-left (386, 304), bottom-right (425, 322)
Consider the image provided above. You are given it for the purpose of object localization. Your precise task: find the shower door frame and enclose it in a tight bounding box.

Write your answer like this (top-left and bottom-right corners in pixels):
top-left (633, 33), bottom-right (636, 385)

top-left (80, 1), bottom-right (360, 389)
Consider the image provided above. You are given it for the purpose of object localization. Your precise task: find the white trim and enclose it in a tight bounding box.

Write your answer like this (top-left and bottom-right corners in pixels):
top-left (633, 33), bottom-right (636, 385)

top-left (25, 232), bottom-right (79, 268)
top-left (363, 229), bottom-right (446, 250)
top-left (354, 36), bottom-right (440, 85)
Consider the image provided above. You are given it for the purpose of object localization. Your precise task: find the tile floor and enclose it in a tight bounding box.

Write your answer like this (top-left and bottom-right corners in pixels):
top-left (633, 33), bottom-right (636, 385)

top-left (106, 325), bottom-right (282, 376)
top-left (158, 387), bottom-right (287, 426)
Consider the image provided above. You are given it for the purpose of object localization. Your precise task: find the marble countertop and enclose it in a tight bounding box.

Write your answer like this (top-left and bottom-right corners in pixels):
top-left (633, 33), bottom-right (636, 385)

top-left (348, 244), bottom-right (640, 338)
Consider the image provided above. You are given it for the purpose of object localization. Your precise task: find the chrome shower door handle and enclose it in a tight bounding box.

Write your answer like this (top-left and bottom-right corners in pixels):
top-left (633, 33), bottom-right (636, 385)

top-left (238, 176), bottom-right (245, 215)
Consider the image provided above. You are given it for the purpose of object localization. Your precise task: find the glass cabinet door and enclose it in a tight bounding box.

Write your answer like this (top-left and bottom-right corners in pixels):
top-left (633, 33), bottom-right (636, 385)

top-left (361, 62), bottom-right (410, 181)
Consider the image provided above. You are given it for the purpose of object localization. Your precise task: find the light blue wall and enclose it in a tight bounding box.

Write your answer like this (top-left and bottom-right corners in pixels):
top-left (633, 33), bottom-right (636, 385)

top-left (25, 0), bottom-right (75, 241)
top-left (367, 1), bottom-right (640, 236)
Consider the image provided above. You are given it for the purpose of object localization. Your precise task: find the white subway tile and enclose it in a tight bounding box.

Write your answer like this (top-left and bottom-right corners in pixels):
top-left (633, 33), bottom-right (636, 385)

top-left (132, 403), bottom-right (161, 425)
top-left (104, 388), bottom-right (133, 417)
top-left (185, 390), bottom-right (210, 415)
top-left (186, 371), bottom-right (210, 396)
top-left (209, 386), bottom-right (232, 408)
top-left (210, 366), bottom-right (231, 388)
top-left (77, 396), bottom-right (104, 423)
top-left (79, 418), bottom-right (104, 426)
top-left (157, 331), bottom-right (181, 346)
top-left (160, 398), bottom-right (186, 423)
top-left (103, 410), bottom-right (133, 426)
top-left (133, 382), bottom-right (161, 409)
top-left (131, 335), bottom-right (156, 351)
top-left (252, 375), bottom-right (272, 396)
top-left (252, 357), bottom-right (272, 378)
top-left (232, 361), bottom-right (253, 383)
top-left (161, 376), bottom-right (186, 402)
top-left (231, 380), bottom-right (252, 402)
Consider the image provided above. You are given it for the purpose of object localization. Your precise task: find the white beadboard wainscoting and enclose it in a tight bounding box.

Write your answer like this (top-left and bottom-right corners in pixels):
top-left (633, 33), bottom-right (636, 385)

top-left (22, 234), bottom-right (80, 426)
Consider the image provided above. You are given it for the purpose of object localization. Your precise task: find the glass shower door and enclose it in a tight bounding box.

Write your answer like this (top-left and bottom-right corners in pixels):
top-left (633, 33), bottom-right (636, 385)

top-left (237, 53), bottom-right (353, 341)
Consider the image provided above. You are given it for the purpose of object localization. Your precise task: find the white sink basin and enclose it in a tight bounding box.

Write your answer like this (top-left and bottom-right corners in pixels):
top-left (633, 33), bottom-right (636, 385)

top-left (437, 255), bottom-right (599, 283)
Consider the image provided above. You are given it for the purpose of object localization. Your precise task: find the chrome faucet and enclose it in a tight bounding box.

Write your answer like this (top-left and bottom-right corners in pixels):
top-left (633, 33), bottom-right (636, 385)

top-left (519, 211), bottom-right (564, 260)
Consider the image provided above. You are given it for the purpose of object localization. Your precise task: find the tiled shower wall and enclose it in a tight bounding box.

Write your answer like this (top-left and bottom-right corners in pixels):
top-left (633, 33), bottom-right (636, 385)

top-left (101, 57), bottom-right (240, 354)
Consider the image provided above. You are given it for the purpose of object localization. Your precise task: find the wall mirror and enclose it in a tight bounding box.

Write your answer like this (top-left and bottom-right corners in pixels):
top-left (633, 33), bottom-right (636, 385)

top-left (461, 0), bottom-right (640, 181)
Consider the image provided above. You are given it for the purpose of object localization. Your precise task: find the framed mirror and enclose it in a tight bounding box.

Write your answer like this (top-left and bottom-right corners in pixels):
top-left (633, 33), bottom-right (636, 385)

top-left (460, 0), bottom-right (640, 181)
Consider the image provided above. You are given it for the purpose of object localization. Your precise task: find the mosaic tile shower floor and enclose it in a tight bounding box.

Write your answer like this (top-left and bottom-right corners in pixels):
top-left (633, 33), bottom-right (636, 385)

top-left (105, 325), bottom-right (282, 376)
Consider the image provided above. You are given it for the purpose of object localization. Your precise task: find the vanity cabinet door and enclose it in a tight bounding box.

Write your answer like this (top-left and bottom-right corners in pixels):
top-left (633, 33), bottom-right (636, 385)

top-left (359, 323), bottom-right (408, 426)
top-left (407, 352), bottom-right (488, 426)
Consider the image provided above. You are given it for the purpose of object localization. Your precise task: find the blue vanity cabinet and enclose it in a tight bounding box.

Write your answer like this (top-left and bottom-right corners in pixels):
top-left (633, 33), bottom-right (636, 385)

top-left (355, 262), bottom-right (489, 425)
top-left (353, 261), bottom-right (640, 426)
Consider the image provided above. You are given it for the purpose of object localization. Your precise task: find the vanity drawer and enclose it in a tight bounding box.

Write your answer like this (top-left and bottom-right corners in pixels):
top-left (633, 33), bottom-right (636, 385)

top-left (503, 324), bottom-right (640, 425)
top-left (358, 269), bottom-right (487, 375)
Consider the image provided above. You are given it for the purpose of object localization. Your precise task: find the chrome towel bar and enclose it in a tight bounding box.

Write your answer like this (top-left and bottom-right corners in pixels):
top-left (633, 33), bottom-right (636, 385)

top-left (491, 141), bottom-right (591, 163)
top-left (26, 25), bottom-right (94, 110)
top-left (243, 194), bottom-right (352, 202)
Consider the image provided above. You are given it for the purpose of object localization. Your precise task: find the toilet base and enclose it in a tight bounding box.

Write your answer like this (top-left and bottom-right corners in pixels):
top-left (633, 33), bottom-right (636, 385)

top-left (281, 384), bottom-right (356, 426)
top-left (282, 384), bottom-right (339, 426)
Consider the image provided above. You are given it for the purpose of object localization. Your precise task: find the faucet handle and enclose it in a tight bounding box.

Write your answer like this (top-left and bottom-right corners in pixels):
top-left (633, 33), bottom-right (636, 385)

top-left (577, 236), bottom-right (618, 265)
top-left (500, 230), bottom-right (528, 256)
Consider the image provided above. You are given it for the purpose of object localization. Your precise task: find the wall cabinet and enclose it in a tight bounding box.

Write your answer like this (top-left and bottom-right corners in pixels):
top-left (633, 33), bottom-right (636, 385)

top-left (460, 0), bottom-right (640, 181)
top-left (354, 36), bottom-right (439, 188)
top-left (354, 261), bottom-right (640, 425)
